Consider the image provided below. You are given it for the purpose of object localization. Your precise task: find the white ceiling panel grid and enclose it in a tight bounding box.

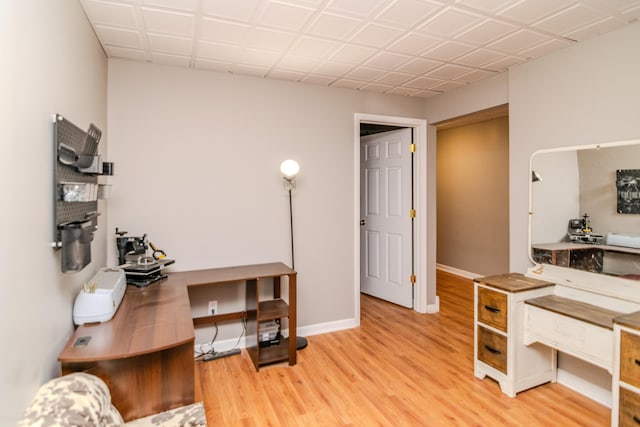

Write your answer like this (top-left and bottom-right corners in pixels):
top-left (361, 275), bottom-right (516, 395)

top-left (80, 0), bottom-right (639, 97)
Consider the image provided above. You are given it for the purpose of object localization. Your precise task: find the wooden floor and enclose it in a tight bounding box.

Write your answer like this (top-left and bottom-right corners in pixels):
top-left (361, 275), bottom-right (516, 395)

top-left (196, 270), bottom-right (610, 426)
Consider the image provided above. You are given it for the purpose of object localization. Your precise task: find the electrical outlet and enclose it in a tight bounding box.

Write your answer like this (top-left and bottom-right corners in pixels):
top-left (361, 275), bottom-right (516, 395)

top-left (208, 300), bottom-right (218, 315)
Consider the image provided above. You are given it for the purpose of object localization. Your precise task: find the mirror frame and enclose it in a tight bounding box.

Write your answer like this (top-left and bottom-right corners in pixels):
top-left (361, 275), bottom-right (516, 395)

top-left (527, 138), bottom-right (640, 300)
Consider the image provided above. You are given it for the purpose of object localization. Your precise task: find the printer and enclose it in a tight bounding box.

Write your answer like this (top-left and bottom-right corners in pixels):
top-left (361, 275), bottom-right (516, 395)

top-left (73, 267), bottom-right (126, 325)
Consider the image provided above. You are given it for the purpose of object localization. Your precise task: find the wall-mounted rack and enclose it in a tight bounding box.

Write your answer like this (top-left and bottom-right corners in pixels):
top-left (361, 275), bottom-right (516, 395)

top-left (53, 114), bottom-right (113, 273)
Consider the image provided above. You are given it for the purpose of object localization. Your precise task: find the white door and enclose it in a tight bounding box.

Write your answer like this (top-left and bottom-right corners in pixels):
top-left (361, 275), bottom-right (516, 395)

top-left (360, 127), bottom-right (413, 308)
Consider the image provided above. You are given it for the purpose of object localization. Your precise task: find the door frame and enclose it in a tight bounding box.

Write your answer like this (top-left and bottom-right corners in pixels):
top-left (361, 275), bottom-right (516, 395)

top-left (354, 113), bottom-right (432, 321)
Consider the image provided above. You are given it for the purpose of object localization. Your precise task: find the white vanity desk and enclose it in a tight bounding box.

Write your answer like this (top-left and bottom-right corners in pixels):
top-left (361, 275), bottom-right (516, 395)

top-left (473, 263), bottom-right (640, 427)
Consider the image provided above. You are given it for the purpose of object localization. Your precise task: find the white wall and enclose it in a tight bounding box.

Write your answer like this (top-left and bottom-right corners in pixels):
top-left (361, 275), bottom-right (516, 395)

top-left (509, 21), bottom-right (640, 406)
top-left (509, 21), bottom-right (640, 274)
top-left (0, 1), bottom-right (107, 424)
top-left (107, 60), bottom-right (428, 343)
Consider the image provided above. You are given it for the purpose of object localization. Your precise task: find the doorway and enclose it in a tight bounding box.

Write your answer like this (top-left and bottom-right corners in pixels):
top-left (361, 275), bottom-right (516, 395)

top-left (353, 113), bottom-right (433, 323)
top-left (360, 127), bottom-right (414, 308)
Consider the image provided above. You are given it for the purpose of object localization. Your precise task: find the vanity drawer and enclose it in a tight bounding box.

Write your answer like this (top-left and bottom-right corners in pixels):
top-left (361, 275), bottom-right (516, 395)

top-left (621, 331), bottom-right (640, 388)
top-left (477, 326), bottom-right (507, 374)
top-left (477, 287), bottom-right (508, 332)
top-left (619, 387), bottom-right (640, 427)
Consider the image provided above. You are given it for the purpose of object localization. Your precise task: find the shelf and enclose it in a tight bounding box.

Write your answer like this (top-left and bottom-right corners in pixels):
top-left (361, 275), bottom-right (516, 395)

top-left (258, 338), bottom-right (290, 366)
top-left (258, 299), bottom-right (289, 321)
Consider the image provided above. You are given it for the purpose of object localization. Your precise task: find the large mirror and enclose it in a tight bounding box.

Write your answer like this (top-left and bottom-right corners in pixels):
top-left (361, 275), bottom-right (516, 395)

top-left (529, 139), bottom-right (640, 280)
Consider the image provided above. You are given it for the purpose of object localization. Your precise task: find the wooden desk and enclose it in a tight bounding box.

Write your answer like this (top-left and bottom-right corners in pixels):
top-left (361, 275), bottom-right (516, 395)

top-left (58, 262), bottom-right (297, 421)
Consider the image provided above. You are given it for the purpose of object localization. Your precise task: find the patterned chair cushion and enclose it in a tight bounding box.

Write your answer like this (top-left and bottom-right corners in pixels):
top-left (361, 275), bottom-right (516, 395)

top-left (124, 402), bottom-right (206, 427)
top-left (17, 372), bottom-right (124, 427)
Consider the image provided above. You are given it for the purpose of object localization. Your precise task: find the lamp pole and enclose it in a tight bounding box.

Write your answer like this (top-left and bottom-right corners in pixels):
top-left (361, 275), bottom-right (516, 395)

top-left (280, 160), bottom-right (307, 350)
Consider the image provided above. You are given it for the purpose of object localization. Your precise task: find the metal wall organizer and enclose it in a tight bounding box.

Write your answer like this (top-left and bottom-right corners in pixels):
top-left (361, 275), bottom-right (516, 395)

top-left (53, 114), bottom-right (113, 273)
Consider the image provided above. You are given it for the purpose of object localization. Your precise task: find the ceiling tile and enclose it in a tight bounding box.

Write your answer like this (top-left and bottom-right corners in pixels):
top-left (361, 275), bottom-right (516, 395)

top-left (307, 12), bottom-right (363, 39)
top-left (376, 0), bottom-right (443, 28)
top-left (482, 54), bottom-right (525, 71)
top-left (268, 69), bottom-right (307, 82)
top-left (313, 61), bottom-right (354, 77)
top-left (197, 41), bottom-right (242, 62)
top-left (456, 19), bottom-right (519, 45)
top-left (141, 8), bottom-right (195, 37)
top-left (455, 48), bottom-right (506, 67)
top-left (290, 37), bottom-right (341, 59)
top-left (622, 4), bottom-right (640, 20)
top-left (147, 33), bottom-right (192, 55)
top-left (417, 6), bottom-right (484, 38)
top-left (498, 0), bottom-right (574, 24)
top-left (457, 68), bottom-right (497, 83)
top-left (364, 51), bottom-right (412, 69)
top-left (359, 82), bottom-right (394, 93)
top-left (454, 0), bottom-right (519, 13)
top-left (487, 29), bottom-right (552, 54)
top-left (81, 0), bottom-right (639, 98)
top-left (412, 89), bottom-right (441, 98)
top-left (517, 38), bottom-right (571, 59)
top-left (302, 74), bottom-right (337, 85)
top-left (194, 58), bottom-right (232, 72)
top-left (388, 32), bottom-right (443, 55)
top-left (327, 0), bottom-right (388, 18)
top-left (429, 80), bottom-right (467, 91)
top-left (258, 1), bottom-right (315, 32)
top-left (231, 64), bottom-right (269, 76)
top-left (277, 54), bottom-right (320, 72)
top-left (533, 4), bottom-right (606, 35)
top-left (404, 76), bottom-right (444, 89)
top-left (151, 52), bottom-right (191, 66)
top-left (81, 0), bottom-right (138, 28)
top-left (350, 22), bottom-right (404, 47)
top-left (396, 57), bottom-right (442, 74)
top-left (345, 66), bottom-right (388, 81)
top-left (428, 63), bottom-right (474, 79)
top-left (239, 48), bottom-right (281, 67)
top-left (245, 28), bottom-right (296, 52)
top-left (331, 78), bottom-right (367, 89)
top-left (386, 86), bottom-right (422, 96)
top-left (565, 17), bottom-right (625, 41)
top-left (95, 25), bottom-right (142, 49)
top-left (104, 45), bottom-right (147, 61)
top-left (423, 41), bottom-right (475, 61)
top-left (376, 72), bottom-right (416, 85)
top-left (329, 44), bottom-right (377, 64)
top-left (142, 0), bottom-right (199, 12)
top-left (201, 0), bottom-right (262, 21)
top-left (200, 18), bottom-right (249, 45)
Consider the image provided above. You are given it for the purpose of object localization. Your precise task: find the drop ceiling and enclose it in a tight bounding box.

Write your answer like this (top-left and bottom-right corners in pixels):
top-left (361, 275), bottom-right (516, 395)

top-left (81, 0), bottom-right (640, 98)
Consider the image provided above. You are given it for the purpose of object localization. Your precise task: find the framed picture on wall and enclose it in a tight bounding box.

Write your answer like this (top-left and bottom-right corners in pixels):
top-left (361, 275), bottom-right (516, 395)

top-left (616, 169), bottom-right (640, 214)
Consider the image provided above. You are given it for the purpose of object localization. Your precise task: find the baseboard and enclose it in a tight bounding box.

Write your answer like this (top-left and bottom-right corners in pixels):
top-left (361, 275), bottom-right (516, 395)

top-left (436, 264), bottom-right (483, 280)
top-left (426, 296), bottom-right (440, 313)
top-left (556, 368), bottom-right (612, 408)
top-left (194, 317), bottom-right (359, 353)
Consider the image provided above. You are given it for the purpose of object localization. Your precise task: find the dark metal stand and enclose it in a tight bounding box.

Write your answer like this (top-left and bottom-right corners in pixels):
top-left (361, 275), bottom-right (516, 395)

top-left (287, 185), bottom-right (308, 351)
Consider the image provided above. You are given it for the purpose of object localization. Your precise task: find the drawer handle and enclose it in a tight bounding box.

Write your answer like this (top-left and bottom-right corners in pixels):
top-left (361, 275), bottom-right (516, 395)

top-left (635, 359), bottom-right (640, 366)
top-left (484, 345), bottom-right (502, 355)
top-left (484, 305), bottom-right (501, 313)
top-left (633, 415), bottom-right (640, 424)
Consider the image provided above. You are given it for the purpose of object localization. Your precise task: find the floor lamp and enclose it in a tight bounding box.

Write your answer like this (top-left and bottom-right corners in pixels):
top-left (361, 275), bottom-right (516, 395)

top-left (280, 160), bottom-right (308, 350)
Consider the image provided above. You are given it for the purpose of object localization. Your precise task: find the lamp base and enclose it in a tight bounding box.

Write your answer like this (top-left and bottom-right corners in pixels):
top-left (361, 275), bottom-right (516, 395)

top-left (296, 336), bottom-right (308, 350)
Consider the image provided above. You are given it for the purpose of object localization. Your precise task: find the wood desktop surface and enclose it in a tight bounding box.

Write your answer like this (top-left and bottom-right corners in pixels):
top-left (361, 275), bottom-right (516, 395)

top-left (58, 262), bottom-right (296, 421)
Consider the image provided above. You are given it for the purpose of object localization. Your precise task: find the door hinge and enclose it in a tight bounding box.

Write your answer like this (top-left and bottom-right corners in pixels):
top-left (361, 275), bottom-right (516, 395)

top-left (409, 209), bottom-right (416, 218)
top-left (410, 274), bottom-right (416, 284)
top-left (409, 143), bottom-right (416, 153)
